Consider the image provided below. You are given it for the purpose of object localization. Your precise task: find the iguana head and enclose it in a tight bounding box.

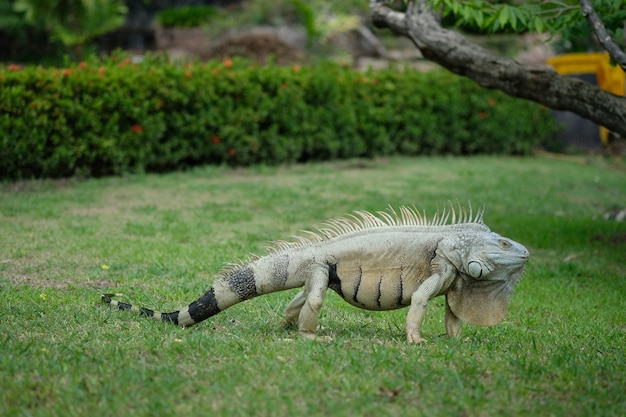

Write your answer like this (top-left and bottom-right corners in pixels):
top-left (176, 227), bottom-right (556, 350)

top-left (447, 231), bottom-right (529, 327)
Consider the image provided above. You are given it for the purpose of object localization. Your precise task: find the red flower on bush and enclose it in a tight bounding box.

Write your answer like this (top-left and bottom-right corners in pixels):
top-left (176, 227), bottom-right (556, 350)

top-left (488, 97), bottom-right (496, 107)
top-left (78, 61), bottom-right (87, 69)
top-left (8, 64), bottom-right (21, 71)
top-left (131, 124), bottom-right (143, 133)
top-left (211, 135), bottom-right (220, 144)
top-left (184, 71), bottom-right (192, 78)
top-left (292, 64), bottom-right (301, 72)
top-left (62, 69), bottom-right (74, 77)
top-left (223, 58), bottom-right (233, 68)
top-left (118, 57), bottom-right (131, 68)
top-left (228, 148), bottom-right (236, 156)
top-left (478, 112), bottom-right (488, 120)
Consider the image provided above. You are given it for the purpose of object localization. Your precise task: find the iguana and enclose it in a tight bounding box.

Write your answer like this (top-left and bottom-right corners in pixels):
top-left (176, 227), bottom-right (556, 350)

top-left (102, 205), bottom-right (529, 343)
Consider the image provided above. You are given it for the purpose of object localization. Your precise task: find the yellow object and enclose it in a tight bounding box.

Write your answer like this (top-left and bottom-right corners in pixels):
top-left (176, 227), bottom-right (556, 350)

top-left (547, 52), bottom-right (625, 144)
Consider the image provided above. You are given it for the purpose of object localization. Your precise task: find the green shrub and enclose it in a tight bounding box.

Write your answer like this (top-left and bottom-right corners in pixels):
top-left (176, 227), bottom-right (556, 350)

top-left (156, 5), bottom-right (220, 28)
top-left (0, 54), bottom-right (559, 179)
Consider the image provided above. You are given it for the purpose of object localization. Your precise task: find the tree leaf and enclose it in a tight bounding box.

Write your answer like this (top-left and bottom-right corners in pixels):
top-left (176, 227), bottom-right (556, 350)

top-left (533, 16), bottom-right (544, 33)
top-left (509, 7), bottom-right (517, 31)
top-left (475, 9), bottom-right (485, 29)
top-left (498, 6), bottom-right (509, 28)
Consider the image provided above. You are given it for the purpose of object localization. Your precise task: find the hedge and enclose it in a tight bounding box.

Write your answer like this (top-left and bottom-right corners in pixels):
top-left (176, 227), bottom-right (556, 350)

top-left (0, 53), bottom-right (559, 179)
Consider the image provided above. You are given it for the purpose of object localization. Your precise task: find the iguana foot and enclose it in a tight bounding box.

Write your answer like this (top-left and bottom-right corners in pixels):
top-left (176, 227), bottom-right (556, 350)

top-left (406, 332), bottom-right (427, 344)
top-left (298, 330), bottom-right (317, 340)
top-left (280, 320), bottom-right (297, 329)
top-left (299, 331), bottom-right (333, 342)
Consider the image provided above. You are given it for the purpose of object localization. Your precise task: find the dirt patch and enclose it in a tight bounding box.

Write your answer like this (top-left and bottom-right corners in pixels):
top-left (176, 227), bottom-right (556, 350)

top-left (1, 177), bottom-right (84, 193)
top-left (591, 233), bottom-right (626, 246)
top-left (9, 275), bottom-right (117, 290)
top-left (202, 29), bottom-right (304, 65)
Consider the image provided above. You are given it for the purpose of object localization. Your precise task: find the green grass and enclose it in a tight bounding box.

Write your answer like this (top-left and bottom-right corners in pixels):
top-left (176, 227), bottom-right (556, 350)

top-left (1, 155), bottom-right (625, 417)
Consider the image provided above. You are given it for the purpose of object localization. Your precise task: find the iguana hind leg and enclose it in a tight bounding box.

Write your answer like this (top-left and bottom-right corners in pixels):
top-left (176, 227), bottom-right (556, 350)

top-left (292, 266), bottom-right (329, 335)
top-left (284, 290), bottom-right (306, 326)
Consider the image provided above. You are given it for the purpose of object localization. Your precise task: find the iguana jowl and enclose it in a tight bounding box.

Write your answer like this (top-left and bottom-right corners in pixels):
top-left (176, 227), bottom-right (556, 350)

top-left (102, 205), bottom-right (529, 343)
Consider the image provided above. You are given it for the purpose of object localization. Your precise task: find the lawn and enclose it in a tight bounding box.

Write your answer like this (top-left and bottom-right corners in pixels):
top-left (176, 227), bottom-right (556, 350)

top-left (1, 155), bottom-right (625, 416)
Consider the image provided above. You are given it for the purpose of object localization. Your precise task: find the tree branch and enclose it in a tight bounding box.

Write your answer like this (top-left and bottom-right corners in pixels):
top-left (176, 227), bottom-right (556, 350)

top-left (370, 0), bottom-right (626, 137)
top-left (580, 0), bottom-right (626, 71)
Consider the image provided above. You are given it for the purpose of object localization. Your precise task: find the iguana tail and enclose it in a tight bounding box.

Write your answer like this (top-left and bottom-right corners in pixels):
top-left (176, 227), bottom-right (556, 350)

top-left (101, 253), bottom-right (300, 327)
top-left (101, 286), bottom-right (222, 327)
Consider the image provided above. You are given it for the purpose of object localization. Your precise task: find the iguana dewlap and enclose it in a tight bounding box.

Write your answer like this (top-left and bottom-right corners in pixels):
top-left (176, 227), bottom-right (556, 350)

top-left (102, 205), bottom-right (529, 343)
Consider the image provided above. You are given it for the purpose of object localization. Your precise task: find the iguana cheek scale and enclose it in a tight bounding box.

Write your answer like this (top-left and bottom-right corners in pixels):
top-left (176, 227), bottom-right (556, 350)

top-left (102, 205), bottom-right (529, 343)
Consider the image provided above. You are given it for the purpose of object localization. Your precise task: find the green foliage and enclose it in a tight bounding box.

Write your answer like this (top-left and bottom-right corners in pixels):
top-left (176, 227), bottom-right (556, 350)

top-left (0, 0), bottom-right (29, 32)
top-left (156, 5), bottom-right (220, 28)
top-left (427, 0), bottom-right (626, 47)
top-left (0, 54), bottom-right (559, 179)
top-left (0, 1), bottom-right (65, 64)
top-left (226, 0), bottom-right (306, 27)
top-left (190, 0), bottom-right (367, 49)
top-left (552, 2), bottom-right (626, 53)
top-left (11, 0), bottom-right (127, 48)
top-left (288, 0), bottom-right (319, 45)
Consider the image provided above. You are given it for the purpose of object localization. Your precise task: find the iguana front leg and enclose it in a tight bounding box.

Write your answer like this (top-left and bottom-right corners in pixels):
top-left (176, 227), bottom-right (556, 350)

top-left (406, 268), bottom-right (455, 343)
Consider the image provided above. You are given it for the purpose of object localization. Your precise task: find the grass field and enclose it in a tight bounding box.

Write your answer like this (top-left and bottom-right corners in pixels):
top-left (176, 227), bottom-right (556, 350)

top-left (1, 155), bottom-right (625, 416)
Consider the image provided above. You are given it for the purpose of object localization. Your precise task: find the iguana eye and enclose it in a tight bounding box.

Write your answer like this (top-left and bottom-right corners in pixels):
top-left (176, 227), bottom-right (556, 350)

top-left (499, 240), bottom-right (511, 249)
